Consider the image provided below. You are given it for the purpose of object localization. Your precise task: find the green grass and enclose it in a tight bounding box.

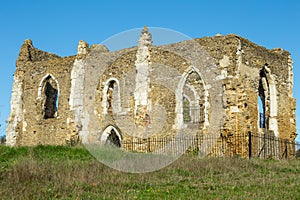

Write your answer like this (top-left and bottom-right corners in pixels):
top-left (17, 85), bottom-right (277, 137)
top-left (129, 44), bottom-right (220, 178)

top-left (1, 145), bottom-right (300, 199)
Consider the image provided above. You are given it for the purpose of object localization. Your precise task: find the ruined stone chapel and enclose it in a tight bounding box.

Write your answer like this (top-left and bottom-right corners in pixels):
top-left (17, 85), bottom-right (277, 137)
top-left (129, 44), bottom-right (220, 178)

top-left (6, 27), bottom-right (296, 157)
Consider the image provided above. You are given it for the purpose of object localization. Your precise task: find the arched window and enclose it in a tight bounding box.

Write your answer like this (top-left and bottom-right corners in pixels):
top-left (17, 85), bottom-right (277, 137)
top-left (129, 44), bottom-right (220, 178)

top-left (102, 78), bottom-right (121, 114)
top-left (258, 71), bottom-right (267, 129)
top-left (257, 66), bottom-right (278, 135)
top-left (258, 95), bottom-right (265, 128)
top-left (175, 67), bottom-right (206, 129)
top-left (107, 80), bottom-right (116, 112)
top-left (38, 74), bottom-right (59, 119)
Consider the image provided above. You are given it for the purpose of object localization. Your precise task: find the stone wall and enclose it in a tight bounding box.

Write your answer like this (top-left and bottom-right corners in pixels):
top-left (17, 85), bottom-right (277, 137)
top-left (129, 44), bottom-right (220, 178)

top-left (6, 40), bottom-right (78, 146)
top-left (6, 29), bottom-right (296, 157)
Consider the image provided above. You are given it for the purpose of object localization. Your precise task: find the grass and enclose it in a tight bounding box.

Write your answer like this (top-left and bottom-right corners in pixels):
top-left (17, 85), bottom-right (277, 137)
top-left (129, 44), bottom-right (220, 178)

top-left (1, 145), bottom-right (300, 199)
top-left (85, 144), bottom-right (180, 173)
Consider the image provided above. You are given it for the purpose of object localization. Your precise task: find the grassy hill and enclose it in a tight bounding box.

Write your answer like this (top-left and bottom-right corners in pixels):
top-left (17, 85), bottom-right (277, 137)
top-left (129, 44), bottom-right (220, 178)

top-left (1, 145), bottom-right (300, 199)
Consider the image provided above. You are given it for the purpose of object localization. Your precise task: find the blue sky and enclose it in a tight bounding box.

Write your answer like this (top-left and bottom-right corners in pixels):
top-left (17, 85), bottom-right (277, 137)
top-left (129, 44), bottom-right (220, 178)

top-left (0, 0), bottom-right (299, 141)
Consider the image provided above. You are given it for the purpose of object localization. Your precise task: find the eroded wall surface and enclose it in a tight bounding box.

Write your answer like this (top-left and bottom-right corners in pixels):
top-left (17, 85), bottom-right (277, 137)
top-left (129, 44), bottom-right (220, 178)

top-left (6, 32), bottom-right (296, 150)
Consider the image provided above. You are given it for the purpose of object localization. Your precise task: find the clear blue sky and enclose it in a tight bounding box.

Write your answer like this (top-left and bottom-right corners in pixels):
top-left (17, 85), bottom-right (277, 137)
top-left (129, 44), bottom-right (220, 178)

top-left (0, 0), bottom-right (299, 141)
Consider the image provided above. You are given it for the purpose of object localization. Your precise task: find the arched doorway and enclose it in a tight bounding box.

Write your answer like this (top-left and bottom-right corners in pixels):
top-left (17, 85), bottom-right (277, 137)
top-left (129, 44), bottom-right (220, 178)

top-left (100, 125), bottom-right (122, 147)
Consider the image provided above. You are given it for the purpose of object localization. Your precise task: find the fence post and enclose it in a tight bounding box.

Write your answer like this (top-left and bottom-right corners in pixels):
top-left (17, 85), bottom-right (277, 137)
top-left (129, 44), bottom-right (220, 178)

top-left (148, 138), bottom-right (151, 153)
top-left (284, 140), bottom-right (288, 159)
top-left (264, 133), bottom-right (266, 159)
top-left (248, 131), bottom-right (252, 159)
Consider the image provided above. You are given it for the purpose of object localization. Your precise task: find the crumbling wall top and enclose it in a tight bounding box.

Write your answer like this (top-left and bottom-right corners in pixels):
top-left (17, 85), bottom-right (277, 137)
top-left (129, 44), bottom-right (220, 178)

top-left (17, 39), bottom-right (61, 67)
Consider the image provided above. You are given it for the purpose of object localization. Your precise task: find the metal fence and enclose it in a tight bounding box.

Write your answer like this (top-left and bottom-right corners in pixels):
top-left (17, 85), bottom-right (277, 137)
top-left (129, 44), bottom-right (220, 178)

top-left (121, 132), bottom-right (300, 159)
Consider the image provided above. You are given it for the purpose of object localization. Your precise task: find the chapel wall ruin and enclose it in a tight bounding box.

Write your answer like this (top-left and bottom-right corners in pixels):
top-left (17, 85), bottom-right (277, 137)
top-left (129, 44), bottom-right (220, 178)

top-left (6, 28), bottom-right (296, 159)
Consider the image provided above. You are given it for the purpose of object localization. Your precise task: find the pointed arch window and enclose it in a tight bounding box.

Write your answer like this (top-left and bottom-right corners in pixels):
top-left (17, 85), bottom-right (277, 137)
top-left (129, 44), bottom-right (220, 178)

top-left (102, 78), bottom-right (121, 114)
top-left (258, 69), bottom-right (268, 129)
top-left (38, 74), bottom-right (59, 119)
top-left (107, 80), bottom-right (116, 112)
top-left (258, 95), bottom-right (265, 128)
top-left (175, 67), bottom-right (206, 129)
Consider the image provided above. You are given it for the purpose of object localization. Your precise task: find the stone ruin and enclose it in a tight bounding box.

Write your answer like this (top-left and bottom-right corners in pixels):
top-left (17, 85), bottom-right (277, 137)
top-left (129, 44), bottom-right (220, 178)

top-left (6, 27), bottom-right (296, 157)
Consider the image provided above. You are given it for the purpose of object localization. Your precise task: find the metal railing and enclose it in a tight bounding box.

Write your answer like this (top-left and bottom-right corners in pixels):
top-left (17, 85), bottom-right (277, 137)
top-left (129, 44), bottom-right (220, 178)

top-left (120, 132), bottom-right (300, 159)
